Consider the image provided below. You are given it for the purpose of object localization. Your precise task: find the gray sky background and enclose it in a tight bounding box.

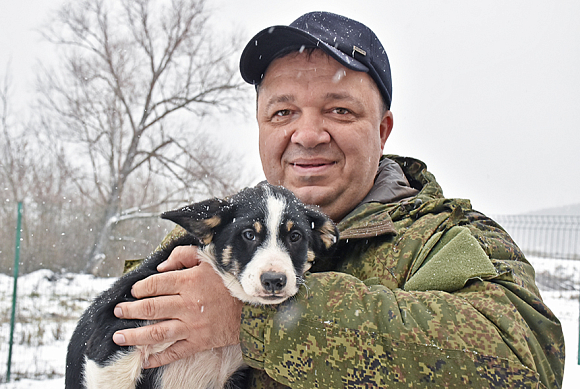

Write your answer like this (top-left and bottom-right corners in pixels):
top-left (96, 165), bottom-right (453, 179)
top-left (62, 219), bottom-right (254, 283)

top-left (2, 0), bottom-right (579, 216)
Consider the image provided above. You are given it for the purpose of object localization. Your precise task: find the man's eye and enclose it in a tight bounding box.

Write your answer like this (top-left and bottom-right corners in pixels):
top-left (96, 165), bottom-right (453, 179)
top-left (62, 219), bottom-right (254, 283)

top-left (333, 107), bottom-right (350, 115)
top-left (242, 229), bottom-right (256, 241)
top-left (274, 109), bottom-right (291, 117)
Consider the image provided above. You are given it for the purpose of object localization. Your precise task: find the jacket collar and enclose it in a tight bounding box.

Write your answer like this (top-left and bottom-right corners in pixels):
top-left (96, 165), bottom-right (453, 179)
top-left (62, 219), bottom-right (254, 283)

top-left (337, 155), bottom-right (443, 239)
top-left (360, 157), bottom-right (419, 205)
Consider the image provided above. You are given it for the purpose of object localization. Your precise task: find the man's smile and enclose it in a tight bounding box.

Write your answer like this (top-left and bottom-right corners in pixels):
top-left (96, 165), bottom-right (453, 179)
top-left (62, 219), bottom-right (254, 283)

top-left (289, 159), bottom-right (337, 174)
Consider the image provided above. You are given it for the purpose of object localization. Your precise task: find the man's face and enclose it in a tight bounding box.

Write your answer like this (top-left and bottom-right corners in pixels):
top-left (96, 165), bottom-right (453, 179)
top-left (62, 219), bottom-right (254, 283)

top-left (257, 50), bottom-right (393, 221)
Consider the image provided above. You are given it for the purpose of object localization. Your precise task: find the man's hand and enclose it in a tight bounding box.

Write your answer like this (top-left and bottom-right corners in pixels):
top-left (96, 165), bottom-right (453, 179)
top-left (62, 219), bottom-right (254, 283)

top-left (112, 246), bottom-right (244, 369)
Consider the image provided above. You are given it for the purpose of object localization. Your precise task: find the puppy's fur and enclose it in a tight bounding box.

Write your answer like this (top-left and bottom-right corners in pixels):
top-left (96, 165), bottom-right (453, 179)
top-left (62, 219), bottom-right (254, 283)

top-left (65, 184), bottom-right (338, 389)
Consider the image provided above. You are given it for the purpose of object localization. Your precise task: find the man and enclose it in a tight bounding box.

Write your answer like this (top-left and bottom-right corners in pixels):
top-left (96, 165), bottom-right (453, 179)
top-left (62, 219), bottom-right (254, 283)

top-left (112, 12), bottom-right (564, 388)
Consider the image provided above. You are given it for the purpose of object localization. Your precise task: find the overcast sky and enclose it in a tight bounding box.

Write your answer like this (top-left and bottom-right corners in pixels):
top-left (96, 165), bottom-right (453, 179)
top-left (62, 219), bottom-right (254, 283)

top-left (2, 0), bottom-right (579, 216)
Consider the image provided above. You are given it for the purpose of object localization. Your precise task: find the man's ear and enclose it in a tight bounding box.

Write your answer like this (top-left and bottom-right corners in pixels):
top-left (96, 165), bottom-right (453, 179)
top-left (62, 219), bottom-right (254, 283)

top-left (379, 110), bottom-right (393, 150)
top-left (161, 198), bottom-right (231, 245)
top-left (305, 206), bottom-right (339, 255)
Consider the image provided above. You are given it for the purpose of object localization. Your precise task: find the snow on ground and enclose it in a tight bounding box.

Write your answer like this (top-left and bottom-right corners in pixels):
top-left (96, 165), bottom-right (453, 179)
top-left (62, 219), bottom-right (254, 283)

top-left (0, 260), bottom-right (579, 388)
top-left (0, 270), bottom-right (115, 386)
top-left (542, 291), bottom-right (579, 387)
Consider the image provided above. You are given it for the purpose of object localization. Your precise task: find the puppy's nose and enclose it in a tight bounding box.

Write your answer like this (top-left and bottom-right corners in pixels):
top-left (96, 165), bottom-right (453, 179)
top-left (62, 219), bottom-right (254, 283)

top-left (260, 272), bottom-right (287, 294)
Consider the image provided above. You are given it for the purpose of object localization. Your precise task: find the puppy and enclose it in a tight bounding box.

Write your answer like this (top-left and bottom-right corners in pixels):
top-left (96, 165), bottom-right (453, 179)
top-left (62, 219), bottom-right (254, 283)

top-left (65, 183), bottom-right (338, 389)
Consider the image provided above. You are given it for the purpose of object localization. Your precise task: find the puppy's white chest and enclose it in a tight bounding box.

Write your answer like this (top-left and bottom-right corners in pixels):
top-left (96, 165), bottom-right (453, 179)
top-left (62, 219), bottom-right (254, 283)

top-left (162, 344), bottom-right (245, 389)
top-left (84, 343), bottom-right (244, 389)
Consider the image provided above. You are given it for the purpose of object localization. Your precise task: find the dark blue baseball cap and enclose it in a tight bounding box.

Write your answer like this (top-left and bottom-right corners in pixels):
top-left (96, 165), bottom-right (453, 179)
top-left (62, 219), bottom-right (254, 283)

top-left (240, 11), bottom-right (392, 109)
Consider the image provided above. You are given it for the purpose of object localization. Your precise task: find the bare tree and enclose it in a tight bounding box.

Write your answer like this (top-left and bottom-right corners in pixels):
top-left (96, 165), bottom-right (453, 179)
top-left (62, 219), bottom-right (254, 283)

top-left (0, 65), bottom-right (26, 205)
top-left (0, 66), bottom-right (20, 264)
top-left (37, 0), bottom-right (249, 274)
top-left (1, 64), bottom-right (94, 274)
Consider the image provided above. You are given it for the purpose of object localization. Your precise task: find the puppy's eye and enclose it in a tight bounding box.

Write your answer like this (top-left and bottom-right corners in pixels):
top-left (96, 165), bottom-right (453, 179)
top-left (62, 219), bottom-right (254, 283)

top-left (242, 229), bottom-right (255, 241)
top-left (289, 231), bottom-right (302, 243)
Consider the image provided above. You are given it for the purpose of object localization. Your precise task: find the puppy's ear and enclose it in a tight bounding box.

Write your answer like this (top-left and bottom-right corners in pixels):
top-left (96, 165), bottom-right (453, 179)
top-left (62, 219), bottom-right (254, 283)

top-left (161, 198), bottom-right (232, 245)
top-left (305, 206), bottom-right (339, 255)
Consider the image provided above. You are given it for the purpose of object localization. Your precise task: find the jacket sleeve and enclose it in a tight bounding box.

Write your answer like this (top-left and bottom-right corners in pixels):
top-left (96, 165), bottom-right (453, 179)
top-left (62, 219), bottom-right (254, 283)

top-left (239, 211), bottom-right (565, 388)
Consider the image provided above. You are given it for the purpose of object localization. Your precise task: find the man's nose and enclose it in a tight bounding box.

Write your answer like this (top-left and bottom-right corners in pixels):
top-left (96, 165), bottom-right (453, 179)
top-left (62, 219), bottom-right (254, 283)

top-left (290, 112), bottom-right (331, 149)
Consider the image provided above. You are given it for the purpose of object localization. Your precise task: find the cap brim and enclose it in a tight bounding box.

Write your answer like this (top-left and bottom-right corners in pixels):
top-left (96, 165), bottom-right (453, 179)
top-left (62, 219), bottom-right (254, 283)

top-left (240, 25), bottom-right (369, 85)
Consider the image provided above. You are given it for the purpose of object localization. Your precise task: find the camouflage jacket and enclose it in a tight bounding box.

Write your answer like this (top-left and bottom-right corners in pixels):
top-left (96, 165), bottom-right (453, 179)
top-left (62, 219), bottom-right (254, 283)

top-left (238, 155), bottom-right (564, 388)
top-left (125, 155), bottom-right (564, 388)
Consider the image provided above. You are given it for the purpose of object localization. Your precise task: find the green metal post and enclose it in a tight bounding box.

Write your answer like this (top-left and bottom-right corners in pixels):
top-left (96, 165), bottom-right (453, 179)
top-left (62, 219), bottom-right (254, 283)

top-left (7, 201), bottom-right (23, 382)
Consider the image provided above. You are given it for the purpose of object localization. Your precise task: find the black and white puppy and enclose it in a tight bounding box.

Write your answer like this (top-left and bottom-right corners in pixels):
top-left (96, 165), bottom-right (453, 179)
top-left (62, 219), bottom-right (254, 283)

top-left (65, 183), bottom-right (339, 389)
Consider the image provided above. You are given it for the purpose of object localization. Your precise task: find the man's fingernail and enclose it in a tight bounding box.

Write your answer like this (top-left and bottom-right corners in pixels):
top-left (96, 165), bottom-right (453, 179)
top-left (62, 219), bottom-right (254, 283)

top-left (113, 333), bottom-right (126, 345)
top-left (114, 306), bottom-right (123, 318)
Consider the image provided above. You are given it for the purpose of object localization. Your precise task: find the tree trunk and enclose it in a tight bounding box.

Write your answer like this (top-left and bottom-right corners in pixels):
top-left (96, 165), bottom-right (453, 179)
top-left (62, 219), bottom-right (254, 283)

top-left (84, 186), bottom-right (122, 275)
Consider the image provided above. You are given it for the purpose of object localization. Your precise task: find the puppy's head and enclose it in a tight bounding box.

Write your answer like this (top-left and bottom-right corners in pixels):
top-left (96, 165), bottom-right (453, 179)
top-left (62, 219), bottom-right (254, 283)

top-left (161, 184), bottom-right (338, 305)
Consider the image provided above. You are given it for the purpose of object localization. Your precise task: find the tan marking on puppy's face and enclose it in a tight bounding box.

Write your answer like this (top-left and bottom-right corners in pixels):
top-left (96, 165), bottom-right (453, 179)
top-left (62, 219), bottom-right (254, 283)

top-left (286, 220), bottom-right (294, 232)
top-left (254, 221), bottom-right (263, 234)
top-left (307, 249), bottom-right (315, 263)
top-left (221, 246), bottom-right (232, 267)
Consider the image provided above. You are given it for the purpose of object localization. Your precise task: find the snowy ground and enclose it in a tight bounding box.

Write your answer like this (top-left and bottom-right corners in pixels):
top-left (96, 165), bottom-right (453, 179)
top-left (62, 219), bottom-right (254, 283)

top-left (0, 257), bottom-right (579, 388)
top-left (0, 270), bottom-right (116, 387)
